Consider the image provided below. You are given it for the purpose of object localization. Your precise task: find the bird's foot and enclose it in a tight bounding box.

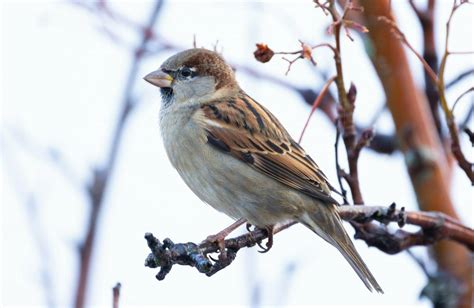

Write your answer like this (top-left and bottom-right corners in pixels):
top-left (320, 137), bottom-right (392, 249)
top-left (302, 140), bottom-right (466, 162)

top-left (204, 233), bottom-right (227, 260)
top-left (245, 223), bottom-right (275, 253)
top-left (202, 218), bottom-right (246, 260)
top-left (257, 225), bottom-right (274, 253)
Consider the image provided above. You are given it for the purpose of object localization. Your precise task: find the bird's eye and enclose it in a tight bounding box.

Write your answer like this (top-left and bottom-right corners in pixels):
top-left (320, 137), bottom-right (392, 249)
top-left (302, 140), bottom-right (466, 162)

top-left (180, 67), bottom-right (193, 78)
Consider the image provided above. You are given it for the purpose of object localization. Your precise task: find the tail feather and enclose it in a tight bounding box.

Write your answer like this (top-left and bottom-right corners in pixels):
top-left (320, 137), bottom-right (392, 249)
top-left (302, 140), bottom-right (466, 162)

top-left (301, 208), bottom-right (384, 294)
top-left (332, 233), bottom-right (384, 293)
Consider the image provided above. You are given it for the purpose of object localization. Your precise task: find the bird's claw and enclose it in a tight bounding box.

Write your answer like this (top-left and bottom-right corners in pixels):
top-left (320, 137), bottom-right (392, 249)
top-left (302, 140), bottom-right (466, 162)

top-left (202, 233), bottom-right (227, 260)
top-left (257, 226), bottom-right (274, 253)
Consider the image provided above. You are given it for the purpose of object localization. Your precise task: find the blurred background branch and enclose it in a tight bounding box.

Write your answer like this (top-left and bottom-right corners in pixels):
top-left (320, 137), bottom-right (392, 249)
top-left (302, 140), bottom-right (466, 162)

top-left (74, 2), bottom-right (164, 308)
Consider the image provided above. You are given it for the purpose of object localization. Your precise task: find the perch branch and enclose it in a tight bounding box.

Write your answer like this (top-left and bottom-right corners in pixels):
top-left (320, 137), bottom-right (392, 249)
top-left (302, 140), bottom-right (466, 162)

top-left (144, 204), bottom-right (474, 281)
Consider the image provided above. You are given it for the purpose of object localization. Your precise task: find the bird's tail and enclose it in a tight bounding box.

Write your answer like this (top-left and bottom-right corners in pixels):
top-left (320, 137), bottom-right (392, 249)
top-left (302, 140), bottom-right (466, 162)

top-left (300, 206), bottom-right (384, 294)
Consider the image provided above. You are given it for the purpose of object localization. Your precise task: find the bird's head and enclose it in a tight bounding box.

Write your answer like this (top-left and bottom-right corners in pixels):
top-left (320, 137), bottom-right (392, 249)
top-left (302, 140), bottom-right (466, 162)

top-left (144, 48), bottom-right (237, 106)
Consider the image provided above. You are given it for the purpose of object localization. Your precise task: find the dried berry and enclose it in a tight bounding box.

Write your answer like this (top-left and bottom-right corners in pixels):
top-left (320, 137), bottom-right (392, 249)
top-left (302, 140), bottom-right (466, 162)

top-left (254, 43), bottom-right (274, 63)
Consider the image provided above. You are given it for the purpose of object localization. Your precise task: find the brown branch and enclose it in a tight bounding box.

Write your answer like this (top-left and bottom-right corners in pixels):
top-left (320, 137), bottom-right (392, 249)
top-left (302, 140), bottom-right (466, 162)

top-left (73, 2), bottom-right (164, 308)
top-left (409, 0), bottom-right (443, 137)
top-left (332, 3), bottom-right (370, 204)
top-left (298, 76), bottom-right (337, 142)
top-left (360, 1), bottom-right (472, 305)
top-left (144, 204), bottom-right (474, 281)
top-left (312, 0), bottom-right (374, 204)
top-left (379, 2), bottom-right (474, 184)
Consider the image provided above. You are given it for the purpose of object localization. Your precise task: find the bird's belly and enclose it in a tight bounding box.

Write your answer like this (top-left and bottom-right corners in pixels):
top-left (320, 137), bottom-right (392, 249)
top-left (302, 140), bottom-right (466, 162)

top-left (166, 125), bottom-right (303, 226)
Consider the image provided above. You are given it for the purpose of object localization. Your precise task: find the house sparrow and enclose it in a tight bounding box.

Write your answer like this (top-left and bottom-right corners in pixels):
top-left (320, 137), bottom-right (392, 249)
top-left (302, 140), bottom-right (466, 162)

top-left (144, 48), bottom-right (383, 293)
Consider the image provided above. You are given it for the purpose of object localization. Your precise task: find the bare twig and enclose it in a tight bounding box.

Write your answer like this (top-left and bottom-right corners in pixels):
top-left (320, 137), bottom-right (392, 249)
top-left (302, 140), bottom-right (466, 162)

top-left (446, 68), bottom-right (474, 89)
top-left (451, 86), bottom-right (474, 114)
top-left (298, 75), bottom-right (337, 142)
top-left (254, 41), bottom-right (336, 74)
top-left (464, 128), bottom-right (474, 146)
top-left (144, 204), bottom-right (474, 281)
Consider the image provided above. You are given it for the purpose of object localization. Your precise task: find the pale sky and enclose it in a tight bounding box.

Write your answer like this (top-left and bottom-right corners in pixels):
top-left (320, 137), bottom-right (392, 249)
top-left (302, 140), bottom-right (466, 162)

top-left (1, 0), bottom-right (473, 307)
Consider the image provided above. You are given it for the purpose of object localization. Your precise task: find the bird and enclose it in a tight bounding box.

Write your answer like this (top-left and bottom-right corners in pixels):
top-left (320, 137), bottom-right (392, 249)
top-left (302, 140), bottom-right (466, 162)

top-left (144, 48), bottom-right (383, 293)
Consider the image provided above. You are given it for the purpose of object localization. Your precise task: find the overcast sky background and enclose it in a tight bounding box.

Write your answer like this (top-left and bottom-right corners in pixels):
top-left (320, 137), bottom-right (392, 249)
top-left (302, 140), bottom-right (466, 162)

top-left (1, 0), bottom-right (473, 307)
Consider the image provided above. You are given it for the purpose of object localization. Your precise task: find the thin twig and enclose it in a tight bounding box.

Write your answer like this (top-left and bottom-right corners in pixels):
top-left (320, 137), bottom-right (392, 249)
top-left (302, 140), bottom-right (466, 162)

top-left (320, 0), bottom-right (372, 204)
top-left (446, 68), bottom-right (474, 89)
top-left (451, 87), bottom-right (474, 114)
top-left (298, 76), bottom-right (337, 142)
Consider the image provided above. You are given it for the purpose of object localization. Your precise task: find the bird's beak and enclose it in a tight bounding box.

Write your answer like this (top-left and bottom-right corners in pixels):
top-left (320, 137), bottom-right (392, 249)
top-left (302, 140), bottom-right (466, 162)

top-left (143, 69), bottom-right (173, 88)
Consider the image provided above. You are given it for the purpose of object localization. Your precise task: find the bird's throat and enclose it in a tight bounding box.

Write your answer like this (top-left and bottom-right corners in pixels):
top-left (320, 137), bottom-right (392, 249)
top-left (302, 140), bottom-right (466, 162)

top-left (160, 87), bottom-right (174, 106)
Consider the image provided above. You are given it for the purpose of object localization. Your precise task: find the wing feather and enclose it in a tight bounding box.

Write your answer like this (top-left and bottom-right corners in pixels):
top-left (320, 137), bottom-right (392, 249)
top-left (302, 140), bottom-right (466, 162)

top-left (194, 91), bottom-right (338, 205)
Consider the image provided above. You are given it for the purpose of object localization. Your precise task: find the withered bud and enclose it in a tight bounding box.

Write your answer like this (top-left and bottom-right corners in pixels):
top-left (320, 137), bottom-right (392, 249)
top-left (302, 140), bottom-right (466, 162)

top-left (299, 41), bottom-right (316, 65)
top-left (301, 42), bottom-right (313, 60)
top-left (254, 43), bottom-right (274, 63)
top-left (347, 82), bottom-right (357, 104)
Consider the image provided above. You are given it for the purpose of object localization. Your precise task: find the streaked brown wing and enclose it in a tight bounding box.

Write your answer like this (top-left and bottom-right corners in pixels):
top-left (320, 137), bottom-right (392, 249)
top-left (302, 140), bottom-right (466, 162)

top-left (194, 91), bottom-right (338, 205)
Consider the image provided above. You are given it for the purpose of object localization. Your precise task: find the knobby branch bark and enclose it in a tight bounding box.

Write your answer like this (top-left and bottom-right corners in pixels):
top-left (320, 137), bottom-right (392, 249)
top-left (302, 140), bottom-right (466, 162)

top-left (144, 204), bottom-right (474, 281)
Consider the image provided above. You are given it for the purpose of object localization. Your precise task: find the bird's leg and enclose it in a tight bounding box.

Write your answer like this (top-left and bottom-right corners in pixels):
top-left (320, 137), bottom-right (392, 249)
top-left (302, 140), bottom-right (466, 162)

top-left (257, 225), bottom-right (275, 253)
top-left (203, 218), bottom-right (246, 258)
